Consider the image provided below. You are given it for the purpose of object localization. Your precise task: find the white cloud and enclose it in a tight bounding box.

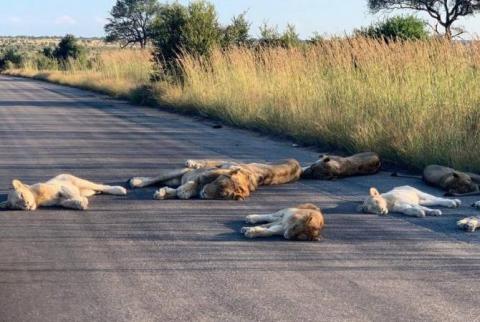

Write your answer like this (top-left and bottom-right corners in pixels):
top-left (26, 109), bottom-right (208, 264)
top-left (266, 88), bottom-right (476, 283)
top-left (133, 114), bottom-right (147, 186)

top-left (55, 15), bottom-right (77, 25)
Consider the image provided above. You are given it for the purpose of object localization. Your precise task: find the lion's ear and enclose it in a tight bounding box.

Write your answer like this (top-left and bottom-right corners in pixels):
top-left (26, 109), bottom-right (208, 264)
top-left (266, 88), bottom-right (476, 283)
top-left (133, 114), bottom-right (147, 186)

top-left (452, 172), bottom-right (460, 179)
top-left (323, 157), bottom-right (331, 163)
top-left (369, 187), bottom-right (380, 197)
top-left (12, 179), bottom-right (25, 191)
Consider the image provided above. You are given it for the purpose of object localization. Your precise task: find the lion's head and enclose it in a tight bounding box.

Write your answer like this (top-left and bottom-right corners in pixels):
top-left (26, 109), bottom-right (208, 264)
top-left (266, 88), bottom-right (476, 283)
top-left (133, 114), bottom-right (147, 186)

top-left (199, 168), bottom-right (253, 200)
top-left (284, 210), bottom-right (325, 241)
top-left (358, 187), bottom-right (388, 215)
top-left (1, 180), bottom-right (37, 211)
top-left (444, 172), bottom-right (479, 195)
top-left (301, 155), bottom-right (341, 179)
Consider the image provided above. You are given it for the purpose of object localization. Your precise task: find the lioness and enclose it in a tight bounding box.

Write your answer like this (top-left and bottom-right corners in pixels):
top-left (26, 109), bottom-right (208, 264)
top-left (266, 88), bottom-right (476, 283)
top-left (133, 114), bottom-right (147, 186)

top-left (302, 152), bottom-right (381, 180)
top-left (129, 159), bottom-right (302, 200)
top-left (393, 165), bottom-right (480, 196)
top-left (457, 216), bottom-right (480, 232)
top-left (0, 174), bottom-right (127, 211)
top-left (424, 165), bottom-right (480, 196)
top-left (241, 203), bottom-right (325, 240)
top-left (358, 186), bottom-right (461, 217)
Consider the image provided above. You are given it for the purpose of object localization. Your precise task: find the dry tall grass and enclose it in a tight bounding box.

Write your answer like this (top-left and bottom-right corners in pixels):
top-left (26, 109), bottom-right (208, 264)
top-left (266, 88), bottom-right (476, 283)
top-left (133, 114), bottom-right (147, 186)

top-left (7, 49), bottom-right (152, 98)
top-left (6, 39), bottom-right (480, 170)
top-left (162, 39), bottom-right (480, 170)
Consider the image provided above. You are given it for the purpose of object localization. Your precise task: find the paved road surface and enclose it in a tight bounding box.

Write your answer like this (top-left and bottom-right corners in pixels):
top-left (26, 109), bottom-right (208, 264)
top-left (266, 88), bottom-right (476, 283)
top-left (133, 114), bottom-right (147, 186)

top-left (0, 75), bottom-right (479, 322)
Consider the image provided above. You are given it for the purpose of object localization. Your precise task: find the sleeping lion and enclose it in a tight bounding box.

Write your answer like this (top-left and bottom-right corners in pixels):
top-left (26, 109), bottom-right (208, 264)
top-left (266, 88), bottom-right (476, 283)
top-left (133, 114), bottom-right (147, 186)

top-left (129, 159), bottom-right (302, 200)
top-left (241, 203), bottom-right (325, 240)
top-left (0, 174), bottom-right (127, 211)
top-left (358, 186), bottom-right (461, 217)
top-left (393, 165), bottom-right (480, 196)
top-left (302, 152), bottom-right (381, 180)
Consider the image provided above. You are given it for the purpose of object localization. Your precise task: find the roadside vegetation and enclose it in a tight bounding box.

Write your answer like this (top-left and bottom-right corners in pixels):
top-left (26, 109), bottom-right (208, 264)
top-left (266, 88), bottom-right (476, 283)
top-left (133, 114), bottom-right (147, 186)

top-left (2, 0), bottom-right (480, 171)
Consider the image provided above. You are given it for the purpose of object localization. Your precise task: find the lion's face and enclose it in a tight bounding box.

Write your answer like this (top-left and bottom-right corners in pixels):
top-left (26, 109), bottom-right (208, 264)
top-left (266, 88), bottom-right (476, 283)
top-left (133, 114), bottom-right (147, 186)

top-left (302, 155), bottom-right (340, 179)
top-left (284, 212), bottom-right (325, 241)
top-left (446, 172), bottom-right (479, 194)
top-left (6, 180), bottom-right (37, 211)
top-left (199, 170), bottom-right (251, 200)
top-left (359, 187), bottom-right (388, 215)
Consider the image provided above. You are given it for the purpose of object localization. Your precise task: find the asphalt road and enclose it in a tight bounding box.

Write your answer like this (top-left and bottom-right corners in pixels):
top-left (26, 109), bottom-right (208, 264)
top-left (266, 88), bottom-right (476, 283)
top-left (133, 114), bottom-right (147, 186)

top-left (0, 75), bottom-right (479, 322)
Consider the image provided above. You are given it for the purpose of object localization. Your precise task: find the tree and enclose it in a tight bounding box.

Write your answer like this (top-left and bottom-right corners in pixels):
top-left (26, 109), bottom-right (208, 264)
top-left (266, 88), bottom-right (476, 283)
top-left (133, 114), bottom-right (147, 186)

top-left (182, 0), bottom-right (221, 57)
top-left (355, 15), bottom-right (429, 40)
top-left (53, 35), bottom-right (85, 61)
top-left (105, 0), bottom-right (159, 48)
top-left (221, 12), bottom-right (251, 47)
top-left (150, 0), bottom-right (221, 73)
top-left (150, 3), bottom-right (188, 66)
top-left (368, 0), bottom-right (480, 39)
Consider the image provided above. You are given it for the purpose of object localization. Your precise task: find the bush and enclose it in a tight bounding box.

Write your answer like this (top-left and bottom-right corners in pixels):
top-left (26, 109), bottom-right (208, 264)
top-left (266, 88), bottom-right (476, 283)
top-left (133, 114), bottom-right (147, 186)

top-left (0, 48), bottom-right (24, 70)
top-left (355, 16), bottom-right (429, 41)
top-left (150, 0), bottom-right (220, 77)
top-left (42, 47), bottom-right (55, 58)
top-left (34, 55), bottom-right (58, 70)
top-left (53, 34), bottom-right (85, 61)
top-left (221, 13), bottom-right (251, 47)
top-left (259, 23), bottom-right (302, 47)
top-left (182, 1), bottom-right (220, 57)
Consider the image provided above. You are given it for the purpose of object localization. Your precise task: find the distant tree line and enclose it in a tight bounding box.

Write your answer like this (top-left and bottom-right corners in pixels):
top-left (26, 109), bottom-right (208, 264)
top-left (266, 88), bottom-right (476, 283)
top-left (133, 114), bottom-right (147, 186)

top-left (3, 0), bottom-right (479, 73)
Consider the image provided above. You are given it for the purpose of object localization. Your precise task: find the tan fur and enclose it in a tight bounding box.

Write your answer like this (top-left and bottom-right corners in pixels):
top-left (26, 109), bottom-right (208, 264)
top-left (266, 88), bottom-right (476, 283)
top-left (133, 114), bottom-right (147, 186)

top-left (241, 204), bottom-right (325, 241)
top-left (358, 186), bottom-right (461, 218)
top-left (128, 159), bottom-right (302, 200)
top-left (302, 152), bottom-right (381, 180)
top-left (0, 174), bottom-right (126, 211)
top-left (423, 165), bottom-right (480, 195)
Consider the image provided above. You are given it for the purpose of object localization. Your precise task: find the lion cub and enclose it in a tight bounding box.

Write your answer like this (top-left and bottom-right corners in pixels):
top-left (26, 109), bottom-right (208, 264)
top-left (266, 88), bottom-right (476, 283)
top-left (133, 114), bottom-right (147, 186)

top-left (359, 186), bottom-right (461, 217)
top-left (241, 204), bottom-right (325, 241)
top-left (0, 174), bottom-right (127, 211)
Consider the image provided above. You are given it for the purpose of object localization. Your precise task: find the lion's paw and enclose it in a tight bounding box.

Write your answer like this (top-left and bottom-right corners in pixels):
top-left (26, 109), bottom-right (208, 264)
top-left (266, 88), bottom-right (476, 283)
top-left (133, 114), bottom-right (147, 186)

top-left (153, 188), bottom-right (167, 200)
top-left (154, 187), bottom-right (176, 200)
top-left (245, 215), bottom-right (257, 224)
top-left (457, 217), bottom-right (479, 232)
top-left (185, 160), bottom-right (203, 169)
top-left (445, 199), bottom-right (461, 208)
top-left (129, 177), bottom-right (145, 188)
top-left (449, 199), bottom-right (462, 208)
top-left (109, 186), bottom-right (127, 195)
top-left (74, 197), bottom-right (89, 210)
top-left (427, 209), bottom-right (443, 216)
top-left (243, 228), bottom-right (257, 238)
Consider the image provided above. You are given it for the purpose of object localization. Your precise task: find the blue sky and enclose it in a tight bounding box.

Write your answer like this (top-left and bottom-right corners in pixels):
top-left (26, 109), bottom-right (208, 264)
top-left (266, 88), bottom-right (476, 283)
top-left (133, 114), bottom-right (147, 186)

top-left (1, 0), bottom-right (480, 38)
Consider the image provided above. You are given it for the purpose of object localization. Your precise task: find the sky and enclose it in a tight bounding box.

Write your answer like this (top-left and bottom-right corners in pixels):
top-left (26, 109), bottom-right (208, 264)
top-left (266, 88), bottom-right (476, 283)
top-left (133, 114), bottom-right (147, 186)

top-left (1, 0), bottom-right (480, 38)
